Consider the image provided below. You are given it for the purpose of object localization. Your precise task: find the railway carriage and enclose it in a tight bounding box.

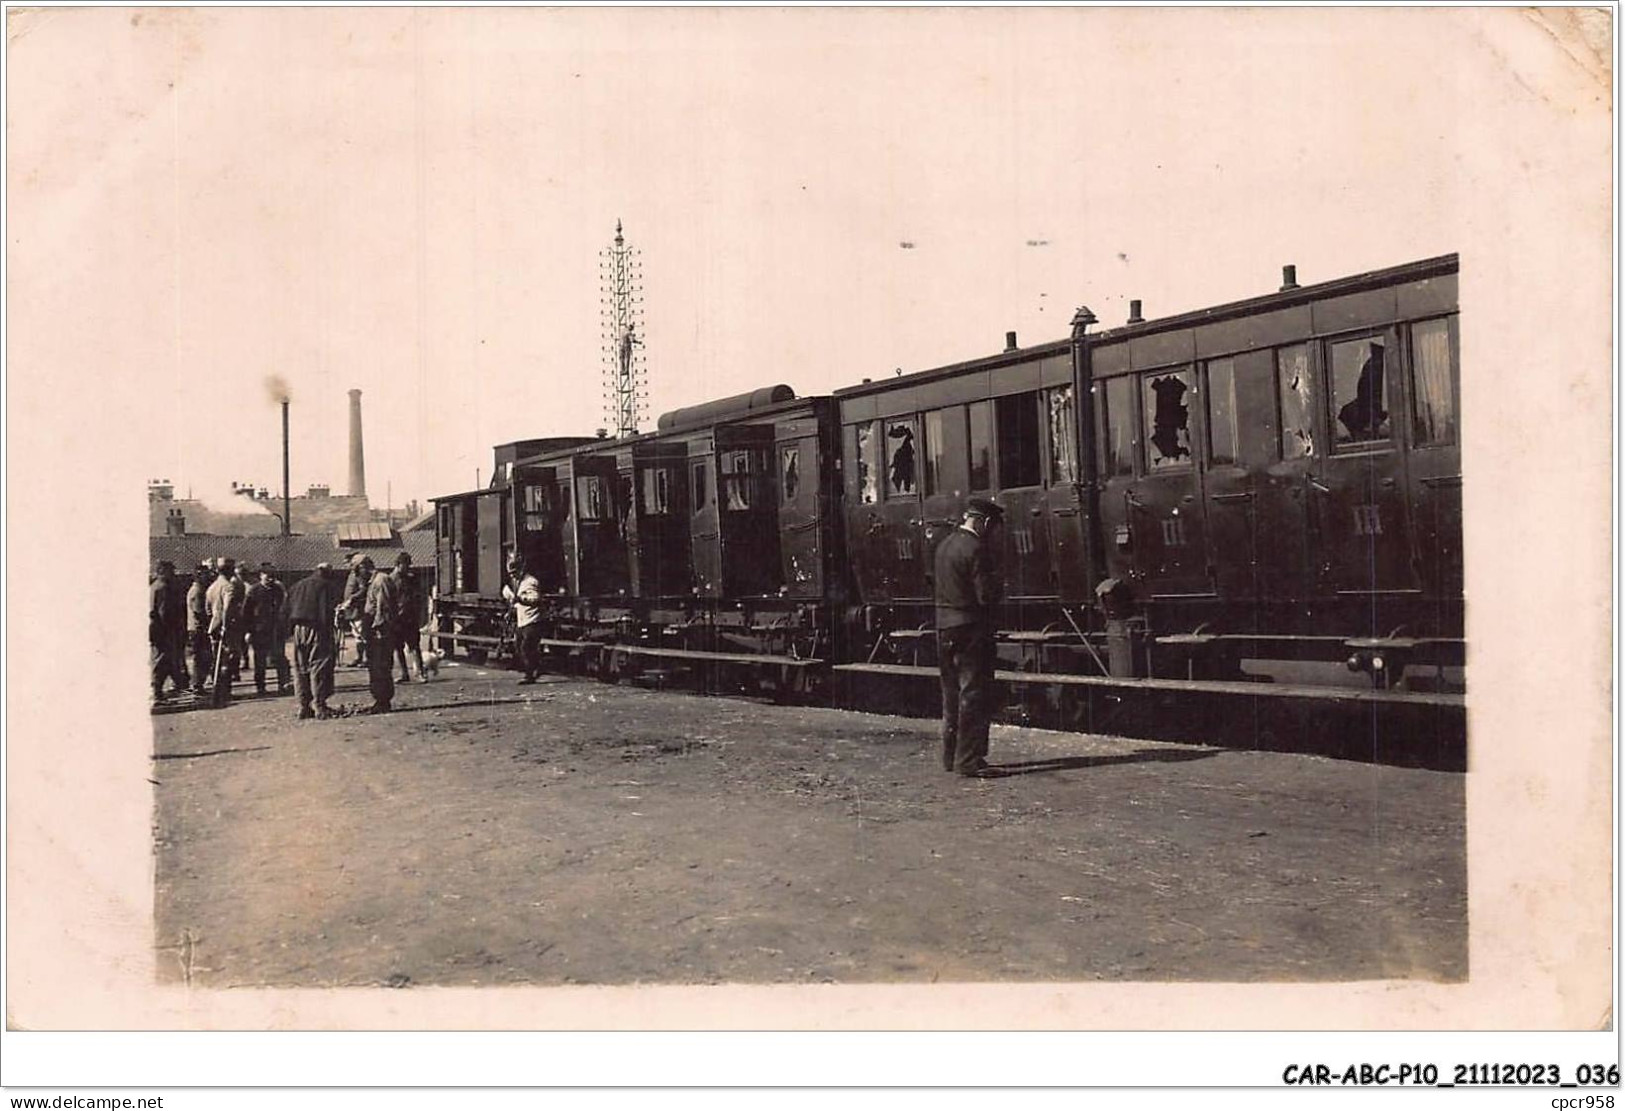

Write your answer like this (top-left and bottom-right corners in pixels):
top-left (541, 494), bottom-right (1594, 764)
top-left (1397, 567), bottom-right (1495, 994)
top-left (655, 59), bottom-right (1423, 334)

top-left (430, 253), bottom-right (1463, 750)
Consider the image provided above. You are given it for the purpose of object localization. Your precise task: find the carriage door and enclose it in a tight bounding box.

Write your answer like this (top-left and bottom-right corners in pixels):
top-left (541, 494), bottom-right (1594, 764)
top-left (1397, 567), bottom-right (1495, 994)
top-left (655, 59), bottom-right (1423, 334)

top-left (716, 424), bottom-right (780, 598)
top-left (1041, 384), bottom-right (1092, 601)
top-left (1403, 316), bottom-right (1462, 606)
top-left (570, 455), bottom-right (629, 598)
top-left (476, 491), bottom-right (507, 597)
top-left (1199, 354), bottom-right (1268, 609)
top-left (876, 413), bottom-right (927, 601)
top-left (917, 405), bottom-right (968, 596)
top-left (776, 418), bottom-right (825, 599)
top-left (514, 465), bottom-right (568, 596)
top-left (688, 436), bottom-right (722, 598)
top-left (993, 390), bottom-right (1054, 600)
top-left (1132, 364), bottom-right (1213, 597)
top-left (1312, 329), bottom-right (1420, 601)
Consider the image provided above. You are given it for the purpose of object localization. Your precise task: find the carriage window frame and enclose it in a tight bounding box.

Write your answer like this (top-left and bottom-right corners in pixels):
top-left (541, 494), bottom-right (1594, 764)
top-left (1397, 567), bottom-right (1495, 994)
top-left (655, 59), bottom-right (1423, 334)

top-left (967, 400), bottom-right (993, 491)
top-left (779, 446), bottom-right (800, 506)
top-left (575, 474), bottom-right (608, 521)
top-left (882, 417), bottom-right (919, 500)
top-left (1275, 343), bottom-right (1315, 461)
top-left (1101, 374), bottom-right (1138, 477)
top-left (995, 390), bottom-right (1042, 489)
top-left (1204, 357), bottom-right (1239, 466)
top-left (1142, 365), bottom-right (1195, 473)
top-left (690, 461), bottom-right (709, 513)
top-left (1045, 384), bottom-right (1080, 485)
top-left (1325, 330), bottom-right (1395, 453)
top-left (1408, 315), bottom-right (1458, 448)
top-left (853, 421), bottom-right (882, 505)
top-left (720, 449), bottom-right (760, 512)
top-left (641, 466), bottom-right (673, 516)
top-left (920, 409), bottom-right (947, 495)
top-left (522, 484), bottom-right (550, 532)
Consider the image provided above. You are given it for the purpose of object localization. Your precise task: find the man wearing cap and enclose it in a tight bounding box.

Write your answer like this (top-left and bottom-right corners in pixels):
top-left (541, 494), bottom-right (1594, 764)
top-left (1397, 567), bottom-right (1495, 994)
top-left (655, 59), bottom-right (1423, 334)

top-left (361, 553), bottom-right (408, 713)
top-left (282, 563), bottom-right (339, 719)
top-left (340, 554), bottom-right (374, 667)
top-left (503, 555), bottom-right (544, 684)
top-left (186, 561), bottom-right (215, 694)
top-left (205, 557), bottom-right (247, 707)
top-left (245, 562), bottom-right (291, 696)
top-left (149, 560), bottom-right (187, 701)
top-left (933, 497), bottom-right (1006, 776)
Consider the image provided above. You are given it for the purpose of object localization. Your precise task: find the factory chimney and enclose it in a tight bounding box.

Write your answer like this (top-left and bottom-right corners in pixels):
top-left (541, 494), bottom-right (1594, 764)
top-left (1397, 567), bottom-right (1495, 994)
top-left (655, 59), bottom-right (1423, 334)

top-left (347, 388), bottom-right (367, 498)
top-left (281, 399), bottom-right (291, 536)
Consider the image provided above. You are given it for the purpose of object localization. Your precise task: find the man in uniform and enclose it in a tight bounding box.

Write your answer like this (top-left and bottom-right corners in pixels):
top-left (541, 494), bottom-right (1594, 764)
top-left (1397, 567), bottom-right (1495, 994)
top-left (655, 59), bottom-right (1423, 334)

top-left (361, 553), bottom-right (407, 714)
top-left (933, 497), bottom-right (1005, 776)
top-left (186, 561), bottom-right (214, 695)
top-left (245, 561), bottom-right (291, 695)
top-left (340, 554), bottom-right (374, 667)
top-left (503, 554), bottom-right (544, 684)
top-left (282, 562), bottom-right (339, 719)
top-left (392, 555), bottom-right (425, 684)
top-left (205, 556), bottom-right (247, 707)
top-left (148, 560), bottom-right (187, 701)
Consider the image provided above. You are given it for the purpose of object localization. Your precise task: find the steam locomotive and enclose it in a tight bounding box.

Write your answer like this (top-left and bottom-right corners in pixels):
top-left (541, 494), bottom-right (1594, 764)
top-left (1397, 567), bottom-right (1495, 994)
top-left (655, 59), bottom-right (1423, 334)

top-left (430, 253), bottom-right (1463, 748)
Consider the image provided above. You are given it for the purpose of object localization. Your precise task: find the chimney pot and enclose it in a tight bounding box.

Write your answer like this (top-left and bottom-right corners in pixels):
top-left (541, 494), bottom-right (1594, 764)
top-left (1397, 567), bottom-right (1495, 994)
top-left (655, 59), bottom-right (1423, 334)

top-left (1280, 264), bottom-right (1300, 292)
top-left (1127, 299), bottom-right (1144, 324)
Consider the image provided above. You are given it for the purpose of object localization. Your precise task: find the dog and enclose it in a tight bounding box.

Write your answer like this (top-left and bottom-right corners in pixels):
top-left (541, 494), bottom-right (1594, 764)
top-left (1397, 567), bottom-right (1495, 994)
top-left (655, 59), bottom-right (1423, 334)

top-left (420, 648), bottom-right (442, 679)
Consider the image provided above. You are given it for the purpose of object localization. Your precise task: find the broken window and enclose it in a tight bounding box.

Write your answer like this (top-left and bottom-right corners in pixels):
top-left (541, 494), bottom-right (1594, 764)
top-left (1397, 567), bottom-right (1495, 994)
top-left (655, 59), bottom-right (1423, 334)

top-left (1046, 385), bottom-right (1079, 484)
top-left (1142, 367), bottom-right (1193, 471)
top-left (780, 446), bottom-right (800, 505)
top-left (1205, 358), bottom-right (1238, 465)
top-left (1410, 318), bottom-right (1456, 446)
top-left (884, 420), bottom-right (917, 498)
top-left (1103, 376), bottom-right (1135, 476)
top-left (995, 391), bottom-right (1041, 488)
top-left (854, 422), bottom-right (880, 504)
top-left (967, 400), bottom-right (993, 491)
top-left (1330, 336), bottom-right (1391, 445)
top-left (1276, 345), bottom-right (1314, 460)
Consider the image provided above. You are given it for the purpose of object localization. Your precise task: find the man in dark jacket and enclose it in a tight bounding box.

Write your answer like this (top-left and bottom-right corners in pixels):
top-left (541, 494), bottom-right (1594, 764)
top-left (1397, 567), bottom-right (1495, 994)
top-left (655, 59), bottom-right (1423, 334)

top-left (340, 554), bottom-right (375, 666)
top-left (149, 560), bottom-right (187, 700)
top-left (245, 562), bottom-right (291, 695)
top-left (933, 497), bottom-right (1005, 776)
top-left (282, 563), bottom-right (339, 719)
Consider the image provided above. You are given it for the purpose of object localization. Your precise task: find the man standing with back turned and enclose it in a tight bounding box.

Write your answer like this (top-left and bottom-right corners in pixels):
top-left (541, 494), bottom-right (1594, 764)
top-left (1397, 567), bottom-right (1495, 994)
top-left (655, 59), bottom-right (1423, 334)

top-left (282, 562), bottom-right (338, 720)
top-left (933, 497), bottom-right (1005, 777)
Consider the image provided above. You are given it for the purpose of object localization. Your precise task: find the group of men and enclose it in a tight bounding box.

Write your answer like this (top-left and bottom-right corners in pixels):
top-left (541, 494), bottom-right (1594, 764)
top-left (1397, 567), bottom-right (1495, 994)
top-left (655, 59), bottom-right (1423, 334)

top-left (148, 550), bottom-right (425, 720)
top-left (150, 557), bottom-right (292, 708)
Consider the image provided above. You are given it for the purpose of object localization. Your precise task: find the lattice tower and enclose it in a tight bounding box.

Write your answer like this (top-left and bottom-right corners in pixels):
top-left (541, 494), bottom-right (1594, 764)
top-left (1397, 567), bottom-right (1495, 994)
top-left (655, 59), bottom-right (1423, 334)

top-left (598, 220), bottom-right (648, 437)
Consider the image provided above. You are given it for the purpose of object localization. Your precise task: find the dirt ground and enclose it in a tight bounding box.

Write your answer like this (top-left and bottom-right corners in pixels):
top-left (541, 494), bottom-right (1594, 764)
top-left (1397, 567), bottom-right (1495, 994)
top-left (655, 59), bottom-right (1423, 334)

top-left (151, 660), bottom-right (1466, 988)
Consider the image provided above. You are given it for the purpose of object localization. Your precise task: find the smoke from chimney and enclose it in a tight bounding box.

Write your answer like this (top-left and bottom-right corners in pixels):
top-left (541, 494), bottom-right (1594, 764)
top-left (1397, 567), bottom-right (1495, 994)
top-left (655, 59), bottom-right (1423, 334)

top-left (348, 389), bottom-right (367, 498)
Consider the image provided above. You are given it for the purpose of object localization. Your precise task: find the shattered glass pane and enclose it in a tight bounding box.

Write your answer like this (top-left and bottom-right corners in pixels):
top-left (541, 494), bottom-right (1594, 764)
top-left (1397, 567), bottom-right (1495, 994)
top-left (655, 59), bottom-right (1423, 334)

top-left (885, 420), bottom-right (917, 497)
top-left (1277, 345), bottom-right (1314, 459)
top-left (855, 422), bottom-right (880, 504)
top-left (1143, 368), bottom-right (1193, 471)
top-left (1330, 337), bottom-right (1391, 445)
top-left (1047, 385), bottom-right (1079, 483)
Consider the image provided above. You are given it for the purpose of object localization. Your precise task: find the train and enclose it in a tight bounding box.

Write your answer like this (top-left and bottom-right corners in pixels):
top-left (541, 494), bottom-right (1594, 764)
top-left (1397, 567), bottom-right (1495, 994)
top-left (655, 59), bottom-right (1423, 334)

top-left (430, 253), bottom-right (1464, 754)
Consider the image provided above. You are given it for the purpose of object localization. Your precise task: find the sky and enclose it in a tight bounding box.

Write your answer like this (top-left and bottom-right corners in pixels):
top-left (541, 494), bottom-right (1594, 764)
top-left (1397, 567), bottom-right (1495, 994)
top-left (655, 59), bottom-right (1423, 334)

top-left (4, 6), bottom-right (1597, 509)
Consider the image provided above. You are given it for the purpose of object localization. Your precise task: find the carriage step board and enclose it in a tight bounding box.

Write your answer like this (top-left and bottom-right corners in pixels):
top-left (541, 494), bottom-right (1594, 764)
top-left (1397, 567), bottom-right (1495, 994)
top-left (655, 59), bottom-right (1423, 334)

top-left (832, 663), bottom-right (1464, 708)
top-left (607, 645), bottom-right (822, 667)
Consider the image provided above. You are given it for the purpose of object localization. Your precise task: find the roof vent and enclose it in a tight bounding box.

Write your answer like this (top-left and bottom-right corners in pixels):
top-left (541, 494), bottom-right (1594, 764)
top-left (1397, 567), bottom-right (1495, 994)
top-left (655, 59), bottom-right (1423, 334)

top-left (1280, 264), bottom-right (1300, 292)
top-left (1127, 299), bottom-right (1144, 324)
top-left (1004, 331), bottom-right (1018, 352)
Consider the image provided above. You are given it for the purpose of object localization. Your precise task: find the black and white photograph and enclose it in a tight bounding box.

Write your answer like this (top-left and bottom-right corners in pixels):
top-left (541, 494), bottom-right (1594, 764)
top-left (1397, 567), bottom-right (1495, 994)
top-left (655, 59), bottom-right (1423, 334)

top-left (3, 2), bottom-right (1614, 1093)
